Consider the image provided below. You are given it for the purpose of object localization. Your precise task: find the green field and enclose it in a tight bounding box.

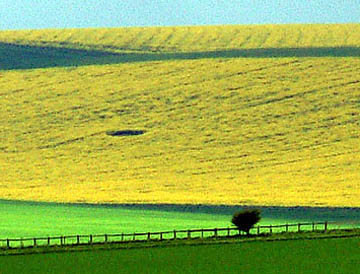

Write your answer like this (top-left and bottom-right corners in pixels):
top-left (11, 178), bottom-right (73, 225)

top-left (0, 200), bottom-right (359, 240)
top-left (0, 200), bottom-right (231, 239)
top-left (1, 24), bottom-right (360, 207)
top-left (1, 237), bottom-right (359, 274)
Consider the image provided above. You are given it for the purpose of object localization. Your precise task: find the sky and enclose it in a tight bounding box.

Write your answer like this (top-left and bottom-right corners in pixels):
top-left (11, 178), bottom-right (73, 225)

top-left (0, 0), bottom-right (359, 30)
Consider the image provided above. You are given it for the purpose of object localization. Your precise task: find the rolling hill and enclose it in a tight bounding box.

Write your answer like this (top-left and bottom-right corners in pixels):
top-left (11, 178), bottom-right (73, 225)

top-left (0, 24), bottom-right (359, 207)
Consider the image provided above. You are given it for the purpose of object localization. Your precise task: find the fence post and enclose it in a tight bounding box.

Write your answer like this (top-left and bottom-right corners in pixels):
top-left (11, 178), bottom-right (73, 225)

top-left (257, 226), bottom-right (260, 235)
top-left (6, 239), bottom-right (10, 249)
top-left (33, 238), bottom-right (37, 247)
top-left (160, 232), bottom-right (163, 240)
top-left (133, 233), bottom-right (135, 241)
top-left (121, 233), bottom-right (124, 241)
top-left (298, 223), bottom-right (301, 232)
top-left (89, 235), bottom-right (93, 244)
top-left (77, 235), bottom-right (80, 245)
top-left (105, 234), bottom-right (108, 243)
top-left (187, 230), bottom-right (191, 239)
top-left (173, 230), bottom-right (177, 240)
top-left (60, 236), bottom-right (63, 246)
top-left (147, 232), bottom-right (151, 240)
top-left (214, 228), bottom-right (218, 238)
top-left (286, 224), bottom-right (288, 233)
top-left (201, 229), bottom-right (204, 238)
top-left (20, 238), bottom-right (23, 248)
top-left (312, 222), bottom-right (315, 232)
top-left (324, 221), bottom-right (328, 231)
top-left (48, 237), bottom-right (50, 246)
top-left (227, 227), bottom-right (230, 237)
top-left (270, 225), bottom-right (272, 234)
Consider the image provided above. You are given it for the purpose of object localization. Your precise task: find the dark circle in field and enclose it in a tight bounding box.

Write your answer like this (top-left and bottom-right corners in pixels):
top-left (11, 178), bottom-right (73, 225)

top-left (106, 130), bottom-right (145, 137)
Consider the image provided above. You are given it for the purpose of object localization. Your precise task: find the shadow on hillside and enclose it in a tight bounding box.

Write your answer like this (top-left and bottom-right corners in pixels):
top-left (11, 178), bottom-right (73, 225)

top-left (1, 42), bottom-right (360, 70)
top-left (111, 204), bottom-right (360, 223)
top-left (1, 199), bottom-right (359, 223)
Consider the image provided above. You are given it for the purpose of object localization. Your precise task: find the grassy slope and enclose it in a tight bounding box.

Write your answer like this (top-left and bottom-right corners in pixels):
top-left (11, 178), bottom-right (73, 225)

top-left (1, 237), bottom-right (359, 274)
top-left (3, 200), bottom-right (359, 239)
top-left (0, 200), bottom-right (235, 239)
top-left (0, 24), bottom-right (359, 206)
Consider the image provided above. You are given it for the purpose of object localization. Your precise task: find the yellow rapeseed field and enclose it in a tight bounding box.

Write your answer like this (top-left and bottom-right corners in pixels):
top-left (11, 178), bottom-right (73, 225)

top-left (0, 24), bottom-right (360, 52)
top-left (0, 24), bottom-right (359, 207)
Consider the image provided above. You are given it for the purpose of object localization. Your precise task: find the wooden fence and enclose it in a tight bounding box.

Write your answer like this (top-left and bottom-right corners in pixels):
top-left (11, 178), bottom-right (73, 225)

top-left (0, 221), bottom-right (330, 249)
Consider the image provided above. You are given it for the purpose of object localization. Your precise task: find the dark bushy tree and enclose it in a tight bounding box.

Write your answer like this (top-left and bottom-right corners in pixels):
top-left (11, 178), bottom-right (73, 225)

top-left (231, 209), bottom-right (261, 235)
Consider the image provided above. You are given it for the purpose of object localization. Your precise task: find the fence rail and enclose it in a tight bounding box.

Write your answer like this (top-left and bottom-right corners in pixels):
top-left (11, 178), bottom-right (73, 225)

top-left (0, 221), bottom-right (335, 249)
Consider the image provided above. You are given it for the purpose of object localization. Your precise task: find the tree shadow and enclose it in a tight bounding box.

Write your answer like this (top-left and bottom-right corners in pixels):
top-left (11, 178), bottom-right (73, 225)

top-left (1, 42), bottom-right (360, 70)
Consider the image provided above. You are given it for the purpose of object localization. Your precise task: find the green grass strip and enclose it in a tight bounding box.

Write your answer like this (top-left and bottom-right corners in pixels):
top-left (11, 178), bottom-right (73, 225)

top-left (1, 228), bottom-right (359, 257)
